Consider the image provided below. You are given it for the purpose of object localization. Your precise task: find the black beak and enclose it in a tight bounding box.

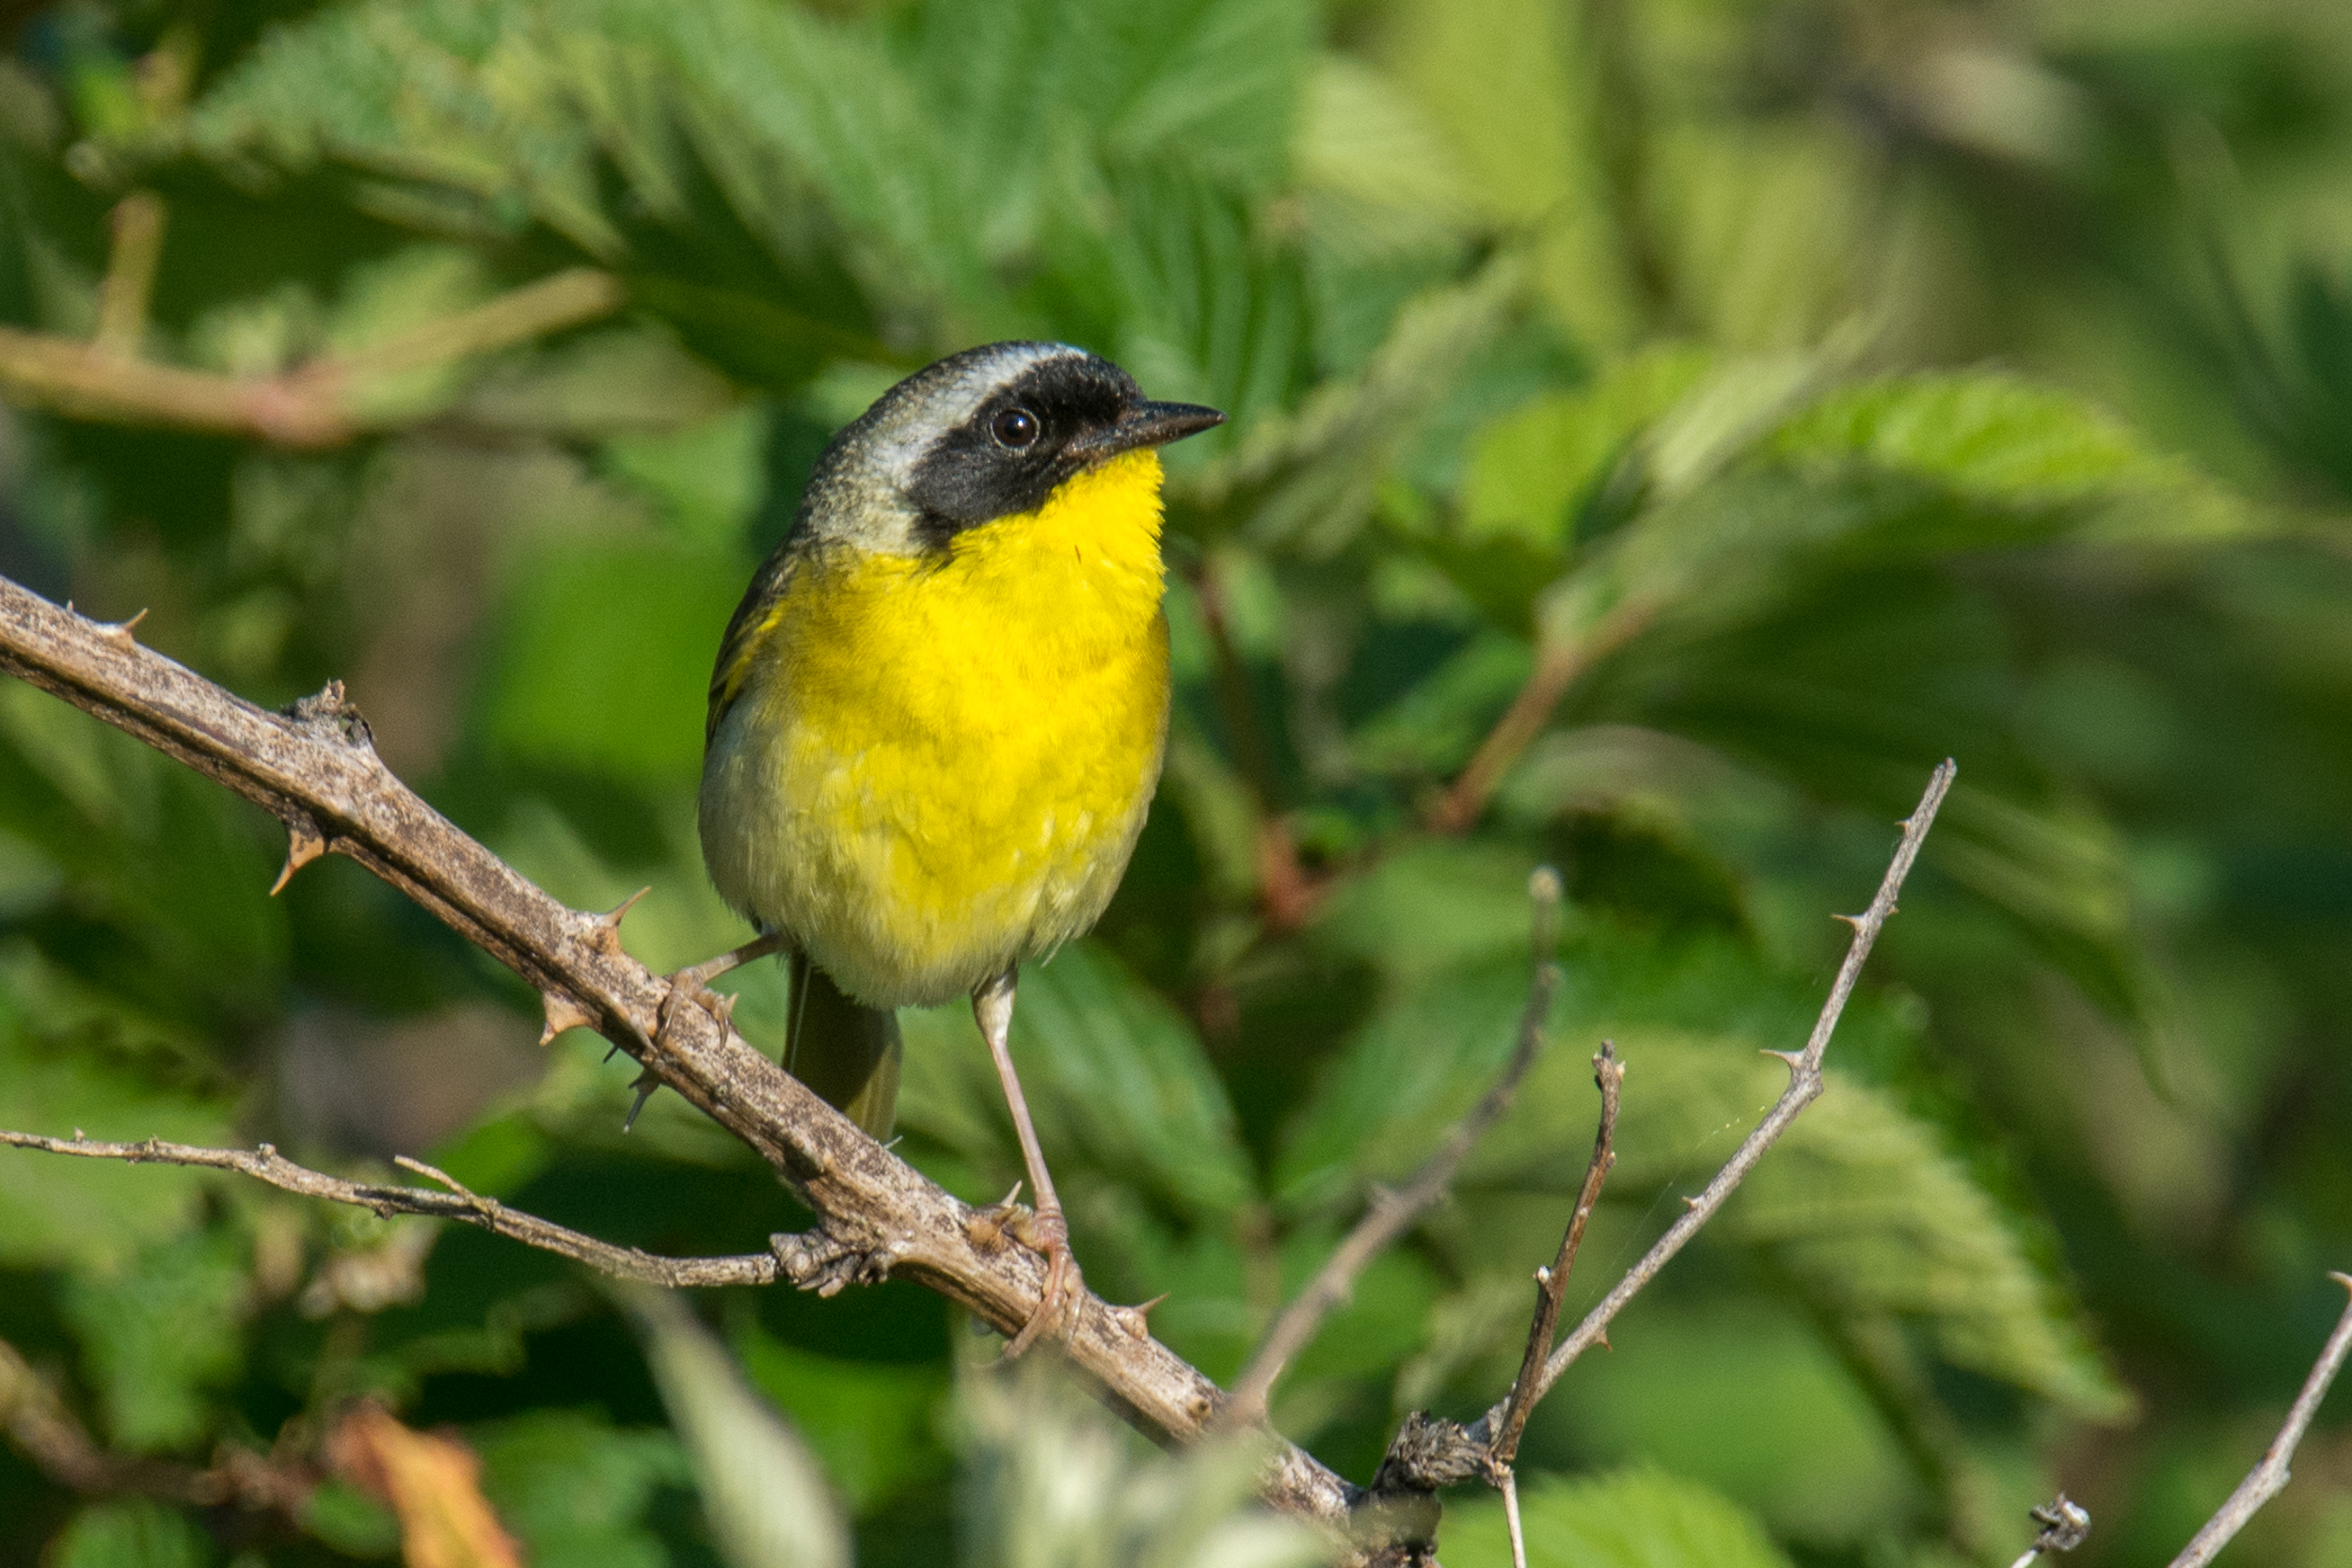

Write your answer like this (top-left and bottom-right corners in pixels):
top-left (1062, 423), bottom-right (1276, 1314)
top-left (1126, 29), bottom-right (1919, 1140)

top-left (1079, 400), bottom-right (1226, 461)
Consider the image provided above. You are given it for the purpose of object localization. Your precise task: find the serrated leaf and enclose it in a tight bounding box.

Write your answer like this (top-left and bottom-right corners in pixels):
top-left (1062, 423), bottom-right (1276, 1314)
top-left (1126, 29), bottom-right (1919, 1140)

top-left (1763, 372), bottom-right (2256, 538)
top-left (1440, 1466), bottom-right (1797, 1568)
top-left (1195, 256), bottom-right (1528, 553)
top-left (898, 942), bottom-right (1254, 1219)
top-left (1281, 913), bottom-right (2124, 1419)
top-left (1502, 1027), bottom-right (2128, 1419)
top-left (912, 0), bottom-right (1311, 205)
top-left (624, 1285), bottom-right (850, 1568)
top-left (1456, 344), bottom-right (1711, 548)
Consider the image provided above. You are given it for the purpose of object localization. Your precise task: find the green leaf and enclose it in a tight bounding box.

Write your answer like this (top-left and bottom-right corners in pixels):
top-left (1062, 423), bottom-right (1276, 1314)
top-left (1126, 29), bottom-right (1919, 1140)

top-left (729, 1316), bottom-right (950, 1513)
top-left (60, 1227), bottom-right (250, 1451)
top-left (472, 1409), bottom-right (693, 1568)
top-left (45, 1500), bottom-right (214, 1568)
top-left (1195, 255), bottom-right (1528, 553)
top-left (1525, 1303), bottom-right (1910, 1544)
top-left (912, 0), bottom-right (1312, 202)
top-left (898, 942), bottom-right (1255, 1220)
top-left (1439, 1466), bottom-right (1797, 1568)
top-left (183, 0), bottom-right (612, 247)
top-left (1762, 372), bottom-right (2258, 537)
top-left (649, 0), bottom-right (986, 309)
top-left (624, 1285), bottom-right (851, 1568)
top-left (1456, 344), bottom-right (1711, 548)
top-left (1483, 1025), bottom-right (2128, 1419)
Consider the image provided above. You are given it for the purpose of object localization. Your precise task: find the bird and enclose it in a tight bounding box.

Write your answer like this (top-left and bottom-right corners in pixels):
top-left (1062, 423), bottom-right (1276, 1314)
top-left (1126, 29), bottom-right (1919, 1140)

top-left (671, 341), bottom-right (1222, 1353)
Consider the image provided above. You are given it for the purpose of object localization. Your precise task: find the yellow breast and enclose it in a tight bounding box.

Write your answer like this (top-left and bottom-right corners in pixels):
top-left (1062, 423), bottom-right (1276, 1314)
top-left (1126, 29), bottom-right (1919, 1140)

top-left (699, 449), bottom-right (1172, 1006)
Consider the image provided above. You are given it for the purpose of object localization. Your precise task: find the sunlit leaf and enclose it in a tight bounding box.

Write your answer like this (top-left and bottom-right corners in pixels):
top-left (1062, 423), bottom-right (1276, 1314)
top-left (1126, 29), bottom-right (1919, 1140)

top-left (1440, 1465), bottom-right (1797, 1568)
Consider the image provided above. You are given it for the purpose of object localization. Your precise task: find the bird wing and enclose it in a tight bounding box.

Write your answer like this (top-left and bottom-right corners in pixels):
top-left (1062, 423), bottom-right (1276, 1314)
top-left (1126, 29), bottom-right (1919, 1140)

top-left (706, 546), bottom-right (801, 747)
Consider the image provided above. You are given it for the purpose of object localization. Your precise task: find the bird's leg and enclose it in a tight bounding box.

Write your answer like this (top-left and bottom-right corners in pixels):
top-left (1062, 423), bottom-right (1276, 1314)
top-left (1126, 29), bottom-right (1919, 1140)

top-left (654, 930), bottom-right (786, 1048)
top-left (973, 967), bottom-right (1081, 1355)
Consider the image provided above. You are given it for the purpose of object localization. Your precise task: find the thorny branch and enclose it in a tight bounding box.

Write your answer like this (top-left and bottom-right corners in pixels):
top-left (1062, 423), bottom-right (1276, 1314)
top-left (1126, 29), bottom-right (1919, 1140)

top-left (1224, 869), bottom-right (1566, 1429)
top-left (0, 1132), bottom-right (803, 1289)
top-left (2167, 1274), bottom-right (2352, 1568)
top-left (0, 574), bottom-right (1362, 1537)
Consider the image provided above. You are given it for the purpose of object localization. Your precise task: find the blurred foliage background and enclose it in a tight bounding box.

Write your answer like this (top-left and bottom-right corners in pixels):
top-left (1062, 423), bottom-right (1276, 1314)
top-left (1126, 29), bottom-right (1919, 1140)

top-left (0, 0), bottom-right (2350, 1563)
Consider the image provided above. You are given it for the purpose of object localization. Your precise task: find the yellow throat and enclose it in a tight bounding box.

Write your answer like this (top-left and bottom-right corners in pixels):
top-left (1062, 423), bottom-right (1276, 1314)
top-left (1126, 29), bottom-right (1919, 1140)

top-left (698, 448), bottom-right (1173, 1007)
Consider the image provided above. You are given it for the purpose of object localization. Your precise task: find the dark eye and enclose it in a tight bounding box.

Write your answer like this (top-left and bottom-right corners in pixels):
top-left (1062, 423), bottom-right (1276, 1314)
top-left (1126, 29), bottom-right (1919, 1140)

top-left (991, 406), bottom-right (1040, 449)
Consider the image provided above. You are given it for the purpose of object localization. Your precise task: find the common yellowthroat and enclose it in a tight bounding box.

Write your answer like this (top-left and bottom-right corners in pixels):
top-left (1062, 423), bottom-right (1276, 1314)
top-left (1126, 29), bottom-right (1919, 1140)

top-left (678, 341), bottom-right (1222, 1349)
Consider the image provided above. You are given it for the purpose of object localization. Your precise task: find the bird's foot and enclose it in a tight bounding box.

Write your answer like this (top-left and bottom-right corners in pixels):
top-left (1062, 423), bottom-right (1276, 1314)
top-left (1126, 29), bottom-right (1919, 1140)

top-left (650, 945), bottom-right (766, 1058)
top-left (1000, 1204), bottom-right (1082, 1358)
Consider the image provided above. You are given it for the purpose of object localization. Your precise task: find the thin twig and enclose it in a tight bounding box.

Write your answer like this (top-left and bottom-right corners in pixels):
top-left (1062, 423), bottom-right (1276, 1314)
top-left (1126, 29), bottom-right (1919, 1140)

top-left (1372, 760), bottom-right (1956, 1489)
top-left (0, 1131), bottom-right (789, 1288)
top-left (1489, 1038), bottom-right (1623, 1467)
top-left (0, 575), bottom-right (1359, 1533)
top-left (1508, 757), bottom-right (1951, 1411)
top-left (2168, 1273), bottom-right (2352, 1568)
top-left (1500, 1465), bottom-right (1528, 1568)
top-left (1224, 869), bottom-right (1566, 1430)
top-left (0, 268), bottom-right (624, 447)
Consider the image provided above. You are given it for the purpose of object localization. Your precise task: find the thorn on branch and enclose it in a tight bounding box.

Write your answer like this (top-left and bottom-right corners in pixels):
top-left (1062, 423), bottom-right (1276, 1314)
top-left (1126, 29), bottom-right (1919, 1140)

top-left (100, 607), bottom-right (148, 647)
top-left (622, 1070), bottom-right (658, 1132)
top-left (587, 887), bottom-right (651, 957)
top-left (1110, 1292), bottom-right (1170, 1341)
top-left (269, 813), bottom-right (327, 896)
top-left (539, 990), bottom-right (597, 1048)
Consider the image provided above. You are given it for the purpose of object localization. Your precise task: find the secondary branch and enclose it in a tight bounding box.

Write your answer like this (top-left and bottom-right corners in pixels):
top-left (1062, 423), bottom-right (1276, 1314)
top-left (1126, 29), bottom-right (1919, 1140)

top-left (0, 1132), bottom-right (795, 1289)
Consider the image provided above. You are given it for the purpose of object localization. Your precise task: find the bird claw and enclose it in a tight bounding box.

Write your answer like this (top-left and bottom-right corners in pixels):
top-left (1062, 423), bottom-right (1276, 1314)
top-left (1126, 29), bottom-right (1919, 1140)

top-left (655, 967), bottom-right (741, 1048)
top-left (999, 1205), bottom-right (1083, 1360)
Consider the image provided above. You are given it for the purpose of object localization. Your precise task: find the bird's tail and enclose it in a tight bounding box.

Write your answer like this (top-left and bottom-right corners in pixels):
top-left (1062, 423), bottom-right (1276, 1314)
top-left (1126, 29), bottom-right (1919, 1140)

top-left (784, 950), bottom-right (902, 1140)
